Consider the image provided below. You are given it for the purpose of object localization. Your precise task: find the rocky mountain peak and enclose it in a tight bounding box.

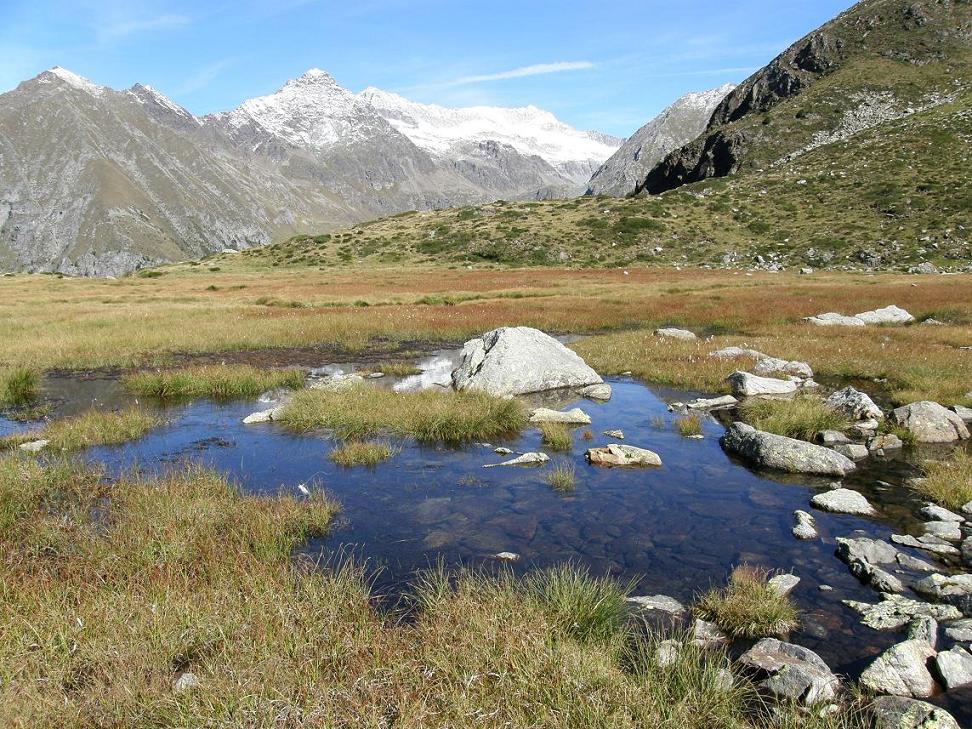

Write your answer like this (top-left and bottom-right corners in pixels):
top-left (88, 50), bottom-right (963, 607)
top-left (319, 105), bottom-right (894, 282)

top-left (34, 67), bottom-right (107, 97)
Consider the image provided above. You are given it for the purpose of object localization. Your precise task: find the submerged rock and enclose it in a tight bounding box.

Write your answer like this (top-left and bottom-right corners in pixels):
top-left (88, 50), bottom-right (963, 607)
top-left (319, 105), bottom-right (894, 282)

top-left (890, 401), bottom-right (970, 443)
top-left (586, 444), bottom-right (662, 467)
top-left (529, 407), bottom-right (591, 425)
top-left (452, 326), bottom-right (602, 397)
top-left (870, 696), bottom-right (959, 729)
top-left (686, 394), bottom-right (738, 411)
top-left (603, 429), bottom-right (624, 439)
top-left (172, 671), bottom-right (200, 694)
top-left (483, 452), bottom-right (549, 468)
top-left (738, 638), bottom-right (839, 704)
top-left (811, 488), bottom-right (875, 516)
top-left (860, 640), bottom-right (937, 698)
top-left (726, 370), bottom-right (798, 397)
top-left (825, 386), bottom-right (883, 421)
top-left (721, 422), bottom-right (856, 476)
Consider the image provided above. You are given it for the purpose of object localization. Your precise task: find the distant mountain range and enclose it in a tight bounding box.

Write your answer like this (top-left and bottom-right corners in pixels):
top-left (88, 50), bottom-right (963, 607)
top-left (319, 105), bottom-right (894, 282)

top-left (1, 67), bottom-right (651, 275)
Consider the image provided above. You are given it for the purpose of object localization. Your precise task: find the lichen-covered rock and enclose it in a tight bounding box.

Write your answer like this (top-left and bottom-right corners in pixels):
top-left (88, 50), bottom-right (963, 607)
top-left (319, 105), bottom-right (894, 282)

top-left (452, 327), bottom-right (602, 397)
top-left (859, 640), bottom-right (937, 698)
top-left (825, 386), bottom-right (883, 420)
top-left (721, 422), bottom-right (856, 476)
top-left (754, 357), bottom-right (813, 379)
top-left (890, 401), bottom-right (970, 443)
top-left (870, 696), bottom-right (960, 729)
top-left (726, 370), bottom-right (798, 396)
top-left (738, 638), bottom-right (839, 704)
top-left (912, 574), bottom-right (972, 615)
top-left (843, 595), bottom-right (962, 630)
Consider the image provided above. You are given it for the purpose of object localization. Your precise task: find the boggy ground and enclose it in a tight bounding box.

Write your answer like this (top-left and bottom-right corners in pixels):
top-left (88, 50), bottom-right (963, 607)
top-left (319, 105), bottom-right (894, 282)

top-left (1, 267), bottom-right (970, 407)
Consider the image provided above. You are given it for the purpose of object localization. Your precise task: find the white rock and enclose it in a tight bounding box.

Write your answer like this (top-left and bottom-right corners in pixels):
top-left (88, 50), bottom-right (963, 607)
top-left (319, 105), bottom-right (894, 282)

top-left (726, 370), bottom-right (798, 397)
top-left (483, 452), bottom-right (549, 468)
top-left (710, 346), bottom-right (766, 360)
top-left (18, 439), bottom-right (49, 453)
top-left (655, 327), bottom-right (697, 340)
top-left (242, 407), bottom-right (284, 424)
top-left (792, 510), bottom-right (818, 540)
top-left (951, 404), bottom-right (972, 423)
top-left (923, 521), bottom-right (962, 542)
top-left (870, 696), bottom-right (960, 729)
top-left (843, 595), bottom-right (962, 630)
top-left (825, 386), bottom-right (884, 420)
top-left (172, 671), bottom-right (200, 693)
top-left (626, 594), bottom-right (686, 614)
top-left (855, 305), bottom-right (915, 325)
top-left (919, 503), bottom-right (964, 523)
top-left (834, 443), bottom-right (869, 461)
top-left (578, 383), bottom-right (612, 401)
top-left (804, 312), bottom-right (866, 327)
top-left (452, 327), bottom-right (602, 397)
top-left (529, 407), bottom-right (591, 425)
top-left (656, 639), bottom-right (682, 667)
top-left (738, 638), bottom-right (839, 704)
top-left (934, 646), bottom-right (972, 690)
top-left (768, 574), bottom-right (801, 597)
top-left (493, 551), bottom-right (520, 562)
top-left (586, 444), bottom-right (662, 467)
top-left (686, 395), bottom-right (738, 410)
top-left (810, 488), bottom-right (875, 516)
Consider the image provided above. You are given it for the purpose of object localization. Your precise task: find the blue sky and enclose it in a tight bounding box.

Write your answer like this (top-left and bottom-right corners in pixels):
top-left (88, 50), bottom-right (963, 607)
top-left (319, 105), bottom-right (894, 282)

top-left (1, 0), bottom-right (857, 137)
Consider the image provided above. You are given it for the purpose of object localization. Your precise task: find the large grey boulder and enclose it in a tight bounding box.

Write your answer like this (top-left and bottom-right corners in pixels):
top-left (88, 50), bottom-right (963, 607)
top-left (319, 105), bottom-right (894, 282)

top-left (890, 401), bottom-right (970, 443)
top-left (920, 504), bottom-right (964, 523)
top-left (856, 305), bottom-right (915, 325)
top-left (726, 371), bottom-right (798, 397)
top-left (912, 574), bottom-right (972, 615)
top-left (835, 537), bottom-right (905, 592)
top-left (738, 638), bottom-right (839, 704)
top-left (722, 423), bottom-right (856, 476)
top-left (859, 640), bottom-right (937, 698)
top-left (452, 327), bottom-right (602, 397)
top-left (825, 386), bottom-right (883, 420)
top-left (934, 646), bottom-right (972, 690)
top-left (870, 696), bottom-right (960, 729)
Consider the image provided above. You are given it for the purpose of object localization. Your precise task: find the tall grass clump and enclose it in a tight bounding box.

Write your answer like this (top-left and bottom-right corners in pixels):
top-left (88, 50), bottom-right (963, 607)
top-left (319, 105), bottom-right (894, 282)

top-left (124, 365), bottom-right (304, 401)
top-left (279, 384), bottom-right (526, 444)
top-left (0, 367), bottom-right (39, 408)
top-left (548, 462), bottom-right (577, 491)
top-left (2, 408), bottom-right (159, 453)
top-left (694, 566), bottom-right (799, 639)
top-left (676, 414), bottom-right (703, 437)
top-left (329, 440), bottom-right (395, 467)
top-left (528, 564), bottom-right (631, 644)
top-left (917, 450), bottom-right (972, 510)
top-left (738, 394), bottom-right (848, 442)
top-left (539, 421), bottom-right (572, 451)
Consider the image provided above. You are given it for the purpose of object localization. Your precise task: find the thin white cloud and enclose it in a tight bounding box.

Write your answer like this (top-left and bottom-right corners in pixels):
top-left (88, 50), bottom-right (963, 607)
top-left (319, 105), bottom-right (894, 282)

top-left (443, 61), bottom-right (594, 87)
top-left (99, 14), bottom-right (190, 41)
top-left (175, 58), bottom-right (235, 95)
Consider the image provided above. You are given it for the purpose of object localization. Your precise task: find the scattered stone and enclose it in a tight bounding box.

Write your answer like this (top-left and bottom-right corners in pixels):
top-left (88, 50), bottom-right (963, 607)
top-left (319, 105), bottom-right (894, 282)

top-left (626, 594), bottom-right (686, 615)
top-left (848, 419), bottom-right (881, 438)
top-left (890, 401), bottom-right (970, 443)
top-left (655, 327), bottom-right (697, 340)
top-left (691, 618), bottom-right (729, 648)
top-left (656, 639), bottom-right (682, 667)
top-left (603, 429), bottom-right (624, 439)
top-left (944, 618), bottom-right (972, 643)
top-left (529, 407), bottom-right (591, 425)
top-left (722, 422), bottom-right (856, 476)
top-left (834, 443), bottom-right (869, 461)
top-left (368, 371), bottom-right (385, 378)
top-left (859, 639), bottom-right (937, 698)
top-left (819, 585), bottom-right (833, 592)
top-left (870, 696), bottom-right (960, 729)
top-left (811, 488), bottom-right (875, 516)
top-left (578, 383), bottom-right (612, 401)
top-left (710, 346), bottom-right (767, 360)
top-left (891, 534), bottom-right (960, 557)
top-left (906, 616), bottom-right (938, 649)
top-left (792, 510), bottom-right (818, 540)
top-left (483, 452), bottom-right (549, 468)
top-left (754, 357), bottom-right (814, 379)
top-left (768, 574), bottom-right (801, 597)
top-left (923, 521), bottom-right (962, 542)
top-left (920, 504), bottom-right (965, 523)
top-left (825, 386), bottom-right (884, 420)
top-left (856, 305), bottom-right (916, 325)
top-left (934, 646), bottom-right (972, 689)
top-left (18, 439), bottom-right (49, 453)
top-left (309, 373), bottom-right (364, 392)
top-left (738, 638), bottom-right (840, 704)
top-left (685, 394), bottom-right (738, 411)
top-left (805, 312), bottom-right (866, 327)
top-left (494, 447), bottom-right (512, 455)
top-left (726, 370), bottom-right (798, 397)
top-left (172, 671), bottom-right (200, 694)
top-left (912, 574), bottom-right (972, 615)
top-left (586, 444), bottom-right (662, 467)
top-left (951, 404), bottom-right (972, 423)
top-left (493, 551), bottom-right (520, 562)
top-left (843, 595), bottom-right (962, 630)
top-left (452, 326), bottom-right (602, 397)
top-left (869, 433), bottom-right (904, 452)
top-left (817, 430), bottom-right (850, 446)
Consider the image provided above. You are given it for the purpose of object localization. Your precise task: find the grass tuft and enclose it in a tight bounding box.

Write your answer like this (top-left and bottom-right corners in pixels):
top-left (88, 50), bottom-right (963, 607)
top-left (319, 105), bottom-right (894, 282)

top-left (548, 462), bottom-right (577, 491)
top-left (527, 563), bottom-right (631, 644)
top-left (694, 566), bottom-right (799, 639)
top-left (738, 394), bottom-right (848, 442)
top-left (0, 367), bottom-right (39, 408)
top-left (676, 415), bottom-right (703, 437)
top-left (373, 361), bottom-right (422, 377)
top-left (538, 421), bottom-right (573, 451)
top-left (916, 450), bottom-right (972, 510)
top-left (2, 408), bottom-right (158, 453)
top-left (279, 384), bottom-right (526, 444)
top-left (124, 365), bottom-right (304, 401)
top-left (328, 440), bottom-right (395, 467)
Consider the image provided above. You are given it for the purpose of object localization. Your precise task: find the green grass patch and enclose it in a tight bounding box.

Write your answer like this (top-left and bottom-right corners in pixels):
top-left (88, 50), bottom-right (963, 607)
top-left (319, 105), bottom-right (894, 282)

top-left (527, 564), bottom-right (632, 645)
top-left (328, 440), bottom-right (395, 467)
top-left (124, 365), bottom-right (304, 401)
top-left (278, 384), bottom-right (526, 444)
top-left (694, 566), bottom-right (799, 639)
top-left (548, 462), bottom-right (577, 491)
top-left (916, 451), bottom-right (972, 510)
top-left (372, 361), bottom-right (422, 377)
top-left (2, 408), bottom-right (158, 453)
top-left (0, 367), bottom-right (39, 408)
top-left (676, 415), bottom-right (703, 437)
top-left (738, 394), bottom-right (848, 442)
top-left (538, 421), bottom-right (572, 451)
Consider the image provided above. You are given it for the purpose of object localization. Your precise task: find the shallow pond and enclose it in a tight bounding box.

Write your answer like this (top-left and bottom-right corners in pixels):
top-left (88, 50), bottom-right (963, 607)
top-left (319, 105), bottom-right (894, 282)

top-left (4, 351), bottom-right (971, 720)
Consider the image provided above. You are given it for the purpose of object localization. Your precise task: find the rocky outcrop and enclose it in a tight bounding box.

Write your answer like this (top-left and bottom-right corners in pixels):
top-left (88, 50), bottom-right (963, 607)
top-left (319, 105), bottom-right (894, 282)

top-left (738, 638), bottom-right (840, 704)
top-left (452, 327), bottom-right (602, 397)
top-left (721, 422), bottom-right (856, 476)
top-left (890, 401), bottom-right (970, 443)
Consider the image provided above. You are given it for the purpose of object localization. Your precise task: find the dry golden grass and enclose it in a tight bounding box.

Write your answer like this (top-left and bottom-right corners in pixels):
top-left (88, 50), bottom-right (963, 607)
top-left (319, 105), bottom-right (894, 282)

top-left (538, 421), bottom-right (573, 451)
top-left (917, 450), bottom-right (972, 510)
top-left (328, 440), bottom-right (396, 467)
top-left (694, 566), bottom-right (799, 639)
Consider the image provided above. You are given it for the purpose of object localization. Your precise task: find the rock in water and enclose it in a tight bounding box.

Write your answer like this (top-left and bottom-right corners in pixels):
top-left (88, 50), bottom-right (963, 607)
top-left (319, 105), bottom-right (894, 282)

top-left (721, 422), bottom-right (856, 476)
top-left (578, 383), bottom-right (612, 401)
top-left (792, 510), bottom-right (818, 540)
top-left (811, 488), bottom-right (875, 516)
top-left (726, 371), bottom-right (798, 396)
top-left (452, 327), bottom-right (602, 397)
top-left (738, 638), bottom-right (839, 704)
top-left (483, 452), bottom-right (549, 468)
top-left (890, 401), bottom-right (970, 443)
top-left (529, 407), bottom-right (591, 424)
top-left (912, 573), bottom-right (972, 615)
top-left (686, 394), bottom-right (738, 411)
top-left (870, 696), bottom-right (959, 729)
top-left (768, 574), bottom-right (800, 597)
top-left (586, 444), bottom-right (662, 467)
top-left (859, 640), bottom-right (937, 698)
top-left (825, 386), bottom-right (883, 420)
top-left (843, 595), bottom-right (961, 631)
top-left (934, 646), bottom-right (972, 690)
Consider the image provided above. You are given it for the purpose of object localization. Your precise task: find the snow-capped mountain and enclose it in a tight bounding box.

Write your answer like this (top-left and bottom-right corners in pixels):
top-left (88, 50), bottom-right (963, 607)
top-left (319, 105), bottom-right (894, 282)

top-left (360, 87), bottom-right (622, 184)
top-left (587, 83), bottom-right (736, 196)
